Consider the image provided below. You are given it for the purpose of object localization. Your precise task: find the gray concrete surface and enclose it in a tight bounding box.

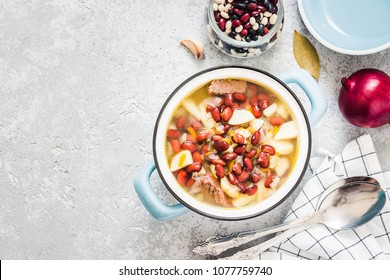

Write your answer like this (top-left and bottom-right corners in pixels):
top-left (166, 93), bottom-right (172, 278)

top-left (0, 0), bottom-right (389, 259)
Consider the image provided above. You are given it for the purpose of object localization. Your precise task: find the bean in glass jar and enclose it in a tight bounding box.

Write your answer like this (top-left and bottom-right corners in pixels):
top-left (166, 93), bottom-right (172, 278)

top-left (207, 0), bottom-right (284, 58)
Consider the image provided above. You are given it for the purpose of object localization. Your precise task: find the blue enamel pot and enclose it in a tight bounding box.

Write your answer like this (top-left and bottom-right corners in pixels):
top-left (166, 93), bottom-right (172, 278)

top-left (134, 66), bottom-right (327, 221)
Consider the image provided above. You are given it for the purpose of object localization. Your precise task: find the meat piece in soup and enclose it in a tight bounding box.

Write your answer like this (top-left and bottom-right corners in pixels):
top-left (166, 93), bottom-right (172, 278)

top-left (166, 80), bottom-right (298, 209)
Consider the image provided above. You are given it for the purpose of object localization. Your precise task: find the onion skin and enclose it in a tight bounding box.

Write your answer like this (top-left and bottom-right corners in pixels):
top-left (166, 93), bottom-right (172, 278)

top-left (338, 68), bottom-right (390, 128)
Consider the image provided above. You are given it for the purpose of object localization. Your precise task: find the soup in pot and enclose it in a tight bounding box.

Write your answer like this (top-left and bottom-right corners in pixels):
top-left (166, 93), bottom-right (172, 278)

top-left (165, 79), bottom-right (298, 208)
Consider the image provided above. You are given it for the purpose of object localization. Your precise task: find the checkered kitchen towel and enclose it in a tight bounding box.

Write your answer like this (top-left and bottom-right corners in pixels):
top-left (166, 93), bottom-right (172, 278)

top-left (260, 134), bottom-right (390, 260)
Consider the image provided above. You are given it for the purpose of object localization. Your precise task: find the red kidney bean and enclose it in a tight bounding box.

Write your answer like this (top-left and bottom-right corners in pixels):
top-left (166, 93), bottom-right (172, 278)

top-left (181, 141), bottom-right (197, 152)
top-left (228, 173), bottom-right (238, 185)
top-left (167, 129), bottom-right (181, 139)
top-left (240, 29), bottom-right (248, 37)
top-left (251, 103), bottom-right (262, 118)
top-left (247, 3), bottom-right (257, 10)
top-left (175, 115), bottom-right (186, 131)
top-left (196, 130), bottom-right (210, 142)
top-left (246, 148), bottom-right (257, 158)
top-left (257, 152), bottom-right (270, 168)
top-left (223, 124), bottom-right (231, 134)
top-left (218, 18), bottom-right (226, 31)
top-left (244, 157), bottom-right (254, 172)
top-left (211, 107), bottom-right (221, 122)
top-left (192, 151), bottom-right (202, 163)
top-left (171, 139), bottom-right (181, 153)
top-left (265, 174), bottom-right (276, 188)
top-left (214, 11), bottom-right (221, 22)
top-left (243, 22), bottom-right (251, 30)
top-left (270, 116), bottom-right (285, 126)
top-left (235, 133), bottom-right (245, 145)
top-left (191, 119), bottom-right (202, 131)
top-left (234, 145), bottom-right (246, 155)
top-left (261, 145), bottom-right (276, 156)
top-left (233, 8), bottom-right (244, 15)
top-left (246, 185), bottom-right (258, 196)
top-left (232, 19), bottom-right (241, 28)
top-left (232, 102), bottom-right (239, 111)
top-left (257, 5), bottom-right (267, 12)
top-left (186, 178), bottom-right (196, 187)
top-left (264, 26), bottom-right (269, 34)
top-left (221, 152), bottom-right (238, 161)
top-left (225, 94), bottom-right (234, 106)
top-left (186, 134), bottom-right (196, 143)
top-left (251, 131), bottom-right (260, 145)
top-left (206, 105), bottom-right (214, 113)
top-left (201, 143), bottom-right (210, 154)
top-left (233, 163), bottom-right (243, 175)
top-left (233, 92), bottom-right (246, 102)
top-left (215, 164), bottom-right (225, 178)
top-left (221, 107), bottom-right (233, 122)
top-left (177, 170), bottom-right (188, 186)
top-left (219, 104), bottom-right (226, 112)
top-left (238, 170), bottom-right (250, 182)
top-left (214, 140), bottom-right (229, 152)
top-left (259, 99), bottom-right (270, 110)
top-left (237, 182), bottom-right (247, 193)
top-left (210, 158), bottom-right (226, 166)
top-left (240, 13), bottom-right (250, 23)
top-left (212, 135), bottom-right (223, 141)
top-left (251, 10), bottom-right (260, 17)
top-left (186, 162), bottom-right (202, 173)
top-left (251, 172), bottom-right (262, 183)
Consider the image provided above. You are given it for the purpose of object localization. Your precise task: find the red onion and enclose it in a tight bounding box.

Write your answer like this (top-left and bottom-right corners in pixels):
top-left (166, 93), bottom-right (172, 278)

top-left (338, 68), bottom-right (390, 128)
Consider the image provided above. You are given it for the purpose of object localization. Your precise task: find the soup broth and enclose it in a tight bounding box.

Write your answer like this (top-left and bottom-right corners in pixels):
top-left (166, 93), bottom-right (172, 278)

top-left (165, 79), bottom-right (298, 209)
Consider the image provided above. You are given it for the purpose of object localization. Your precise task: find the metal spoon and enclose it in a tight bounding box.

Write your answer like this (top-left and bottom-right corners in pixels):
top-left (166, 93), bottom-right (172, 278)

top-left (193, 176), bottom-right (386, 258)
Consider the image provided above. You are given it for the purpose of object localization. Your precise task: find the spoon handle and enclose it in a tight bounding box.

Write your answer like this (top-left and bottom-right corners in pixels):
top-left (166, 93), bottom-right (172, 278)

top-left (221, 223), bottom-right (313, 260)
top-left (193, 215), bottom-right (315, 256)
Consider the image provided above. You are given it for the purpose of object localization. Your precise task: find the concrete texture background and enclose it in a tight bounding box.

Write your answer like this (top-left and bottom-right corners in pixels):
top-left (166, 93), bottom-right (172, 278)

top-left (0, 0), bottom-right (389, 259)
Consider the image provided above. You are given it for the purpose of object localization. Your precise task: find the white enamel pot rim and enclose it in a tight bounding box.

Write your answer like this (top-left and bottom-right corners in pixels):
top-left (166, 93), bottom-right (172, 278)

top-left (153, 66), bottom-right (311, 221)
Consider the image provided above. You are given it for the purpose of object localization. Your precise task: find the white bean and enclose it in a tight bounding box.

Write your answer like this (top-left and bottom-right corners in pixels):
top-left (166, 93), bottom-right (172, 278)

top-left (235, 25), bottom-right (243, 33)
top-left (213, 3), bottom-right (218, 11)
top-left (249, 17), bottom-right (256, 25)
top-left (224, 3), bottom-right (231, 12)
top-left (218, 4), bottom-right (225, 12)
top-left (226, 20), bottom-right (232, 30)
top-left (221, 11), bottom-right (229, 19)
top-left (269, 14), bottom-right (278, 25)
top-left (235, 34), bottom-right (242, 41)
top-left (215, 0), bottom-right (222, 4)
top-left (261, 16), bottom-right (268, 25)
top-left (252, 23), bottom-right (259, 30)
top-left (264, 11), bottom-right (272, 17)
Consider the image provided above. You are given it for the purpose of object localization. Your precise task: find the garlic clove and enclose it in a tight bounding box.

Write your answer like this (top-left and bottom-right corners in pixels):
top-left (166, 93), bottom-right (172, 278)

top-left (180, 39), bottom-right (204, 59)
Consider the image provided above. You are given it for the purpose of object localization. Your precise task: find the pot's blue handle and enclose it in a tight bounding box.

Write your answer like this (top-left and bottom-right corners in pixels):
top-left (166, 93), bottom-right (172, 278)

top-left (134, 162), bottom-right (188, 221)
top-left (278, 68), bottom-right (327, 126)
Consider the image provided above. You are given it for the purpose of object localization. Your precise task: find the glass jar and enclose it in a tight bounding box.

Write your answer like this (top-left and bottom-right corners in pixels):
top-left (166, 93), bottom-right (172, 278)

top-left (207, 0), bottom-right (284, 58)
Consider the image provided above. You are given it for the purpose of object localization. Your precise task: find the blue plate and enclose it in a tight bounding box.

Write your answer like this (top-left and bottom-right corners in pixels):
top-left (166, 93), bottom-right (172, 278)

top-left (298, 0), bottom-right (390, 55)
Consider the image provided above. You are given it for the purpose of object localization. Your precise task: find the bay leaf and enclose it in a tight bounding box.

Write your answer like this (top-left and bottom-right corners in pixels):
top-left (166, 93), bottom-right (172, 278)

top-left (293, 30), bottom-right (320, 80)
